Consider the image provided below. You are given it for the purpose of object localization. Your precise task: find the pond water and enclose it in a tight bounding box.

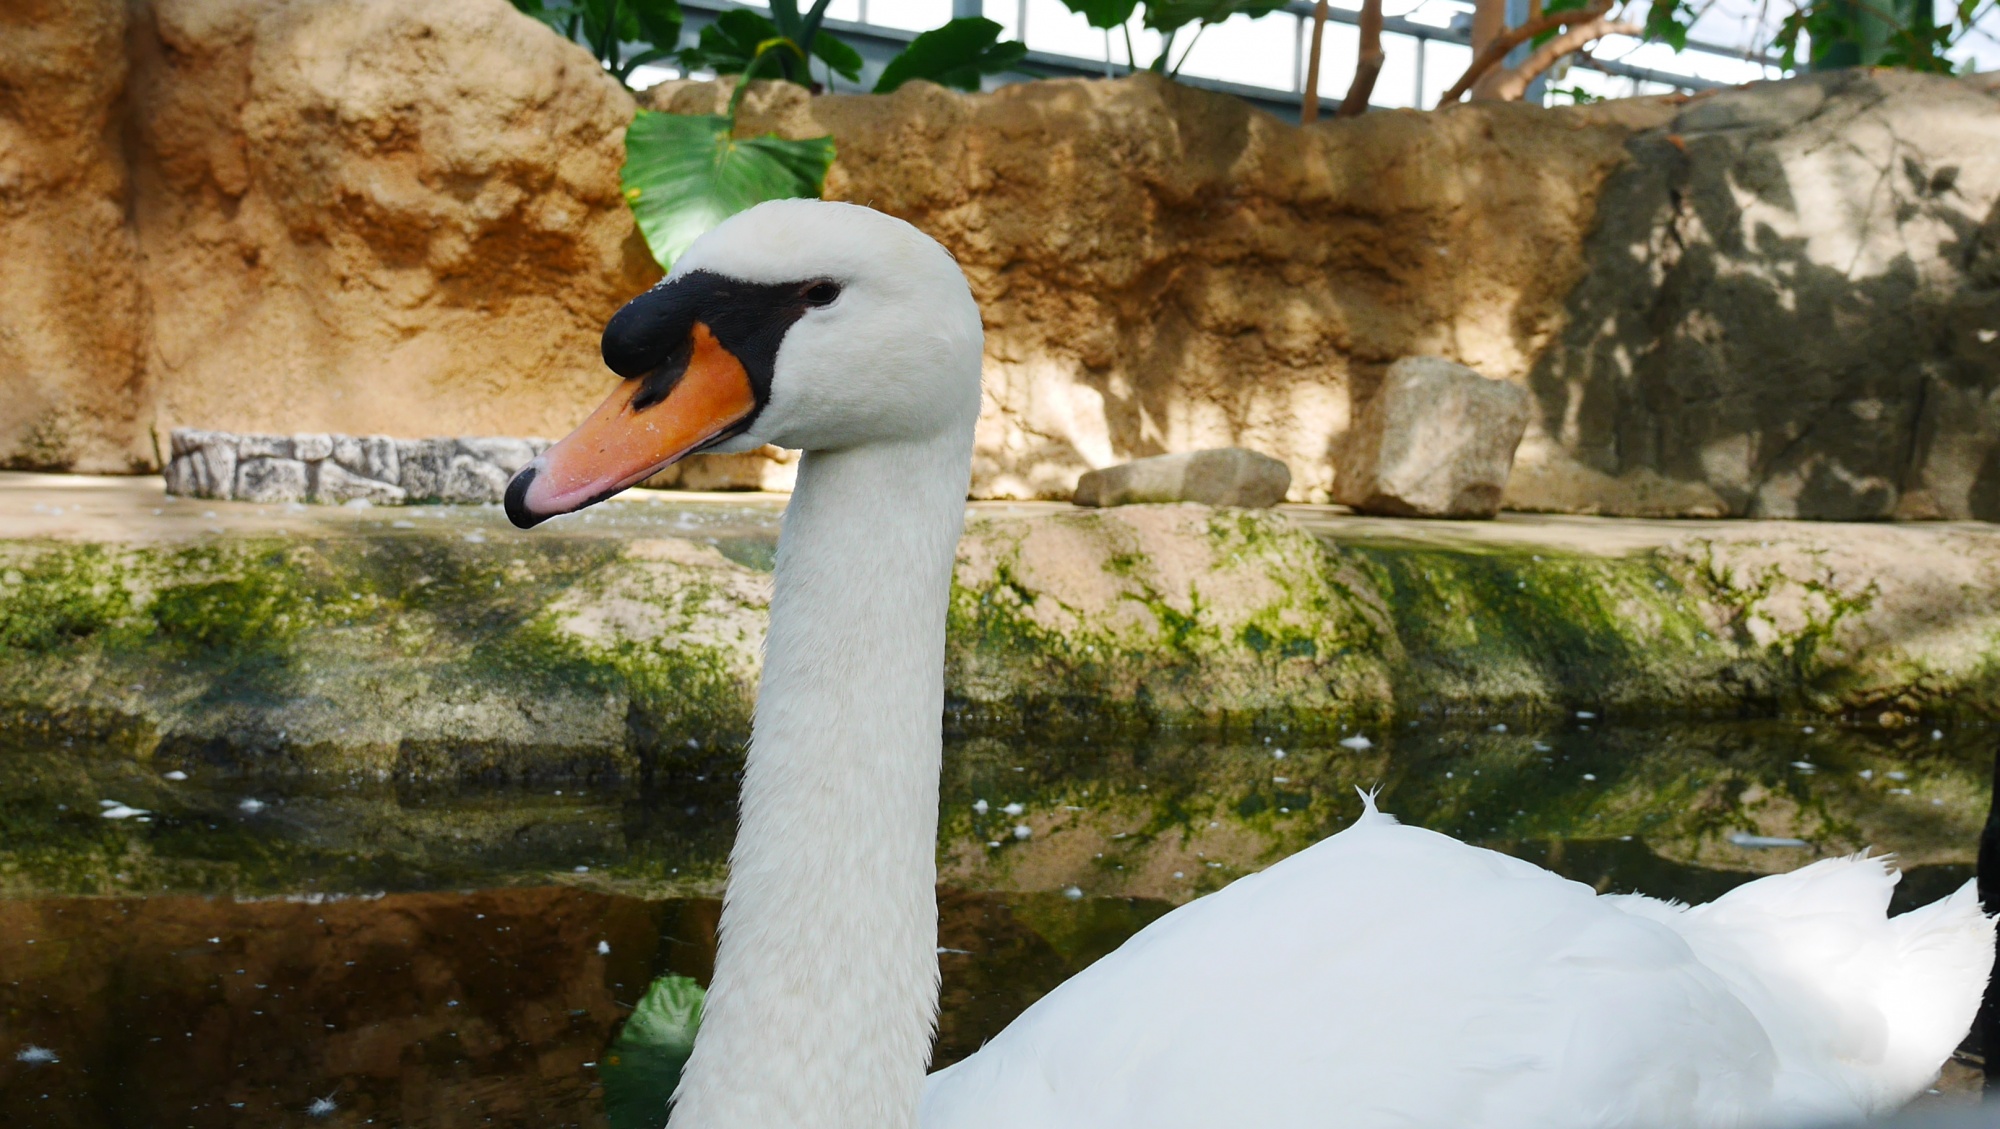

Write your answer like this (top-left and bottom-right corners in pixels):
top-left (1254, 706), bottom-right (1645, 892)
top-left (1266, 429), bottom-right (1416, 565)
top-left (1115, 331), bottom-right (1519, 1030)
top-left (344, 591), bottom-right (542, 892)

top-left (1, 717), bottom-right (1991, 1126)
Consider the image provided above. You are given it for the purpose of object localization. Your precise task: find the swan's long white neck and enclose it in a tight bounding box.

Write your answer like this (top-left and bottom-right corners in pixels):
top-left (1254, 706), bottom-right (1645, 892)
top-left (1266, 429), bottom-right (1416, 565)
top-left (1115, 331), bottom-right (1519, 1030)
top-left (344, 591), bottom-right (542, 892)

top-left (668, 427), bottom-right (973, 1129)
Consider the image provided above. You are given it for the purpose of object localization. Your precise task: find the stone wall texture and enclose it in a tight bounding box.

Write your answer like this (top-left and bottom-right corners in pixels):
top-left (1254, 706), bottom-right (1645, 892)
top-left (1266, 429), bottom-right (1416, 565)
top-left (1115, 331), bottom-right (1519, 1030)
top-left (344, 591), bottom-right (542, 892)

top-left (1519, 70), bottom-right (2000, 519)
top-left (4, 0), bottom-right (1998, 516)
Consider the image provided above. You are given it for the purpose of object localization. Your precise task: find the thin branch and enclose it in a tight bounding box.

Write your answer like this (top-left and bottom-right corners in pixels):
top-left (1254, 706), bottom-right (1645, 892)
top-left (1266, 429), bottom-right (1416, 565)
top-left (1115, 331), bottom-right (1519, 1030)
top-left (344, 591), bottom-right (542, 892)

top-left (1437, 0), bottom-right (1610, 106)
top-left (1300, 0), bottom-right (1329, 123)
top-left (1337, 0), bottom-right (1384, 117)
top-left (1477, 13), bottom-right (1642, 101)
top-left (1170, 22), bottom-right (1212, 77)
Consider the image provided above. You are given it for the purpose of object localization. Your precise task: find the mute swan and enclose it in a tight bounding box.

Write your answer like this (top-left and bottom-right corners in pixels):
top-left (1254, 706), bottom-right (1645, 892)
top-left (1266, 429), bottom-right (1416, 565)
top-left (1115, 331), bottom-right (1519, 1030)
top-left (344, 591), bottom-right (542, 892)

top-left (505, 199), bottom-right (1994, 1129)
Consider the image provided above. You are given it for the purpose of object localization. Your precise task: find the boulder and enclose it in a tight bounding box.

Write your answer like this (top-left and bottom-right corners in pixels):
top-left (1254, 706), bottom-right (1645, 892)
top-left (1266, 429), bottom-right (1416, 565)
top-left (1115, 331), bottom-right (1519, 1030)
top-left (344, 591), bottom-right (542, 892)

top-left (1335, 357), bottom-right (1530, 519)
top-left (1073, 449), bottom-right (1291, 509)
top-left (1520, 69), bottom-right (2000, 518)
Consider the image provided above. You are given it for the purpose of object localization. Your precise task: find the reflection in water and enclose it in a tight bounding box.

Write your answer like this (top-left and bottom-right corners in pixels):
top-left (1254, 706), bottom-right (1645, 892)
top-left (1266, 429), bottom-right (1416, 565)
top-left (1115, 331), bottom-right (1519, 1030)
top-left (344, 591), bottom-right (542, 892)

top-left (0, 718), bottom-right (1991, 1124)
top-left (0, 887), bottom-right (1160, 1127)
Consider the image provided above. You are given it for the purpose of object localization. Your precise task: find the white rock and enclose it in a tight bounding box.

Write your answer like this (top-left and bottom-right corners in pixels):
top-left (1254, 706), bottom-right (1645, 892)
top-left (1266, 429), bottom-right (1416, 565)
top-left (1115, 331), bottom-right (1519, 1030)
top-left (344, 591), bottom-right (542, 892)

top-left (1074, 448), bottom-right (1291, 509)
top-left (235, 457), bottom-right (310, 504)
top-left (293, 433), bottom-right (334, 461)
top-left (1334, 356), bottom-right (1530, 518)
top-left (442, 455), bottom-right (511, 503)
top-left (457, 436), bottom-right (539, 474)
top-left (235, 433), bottom-right (293, 460)
top-left (311, 461), bottom-right (407, 506)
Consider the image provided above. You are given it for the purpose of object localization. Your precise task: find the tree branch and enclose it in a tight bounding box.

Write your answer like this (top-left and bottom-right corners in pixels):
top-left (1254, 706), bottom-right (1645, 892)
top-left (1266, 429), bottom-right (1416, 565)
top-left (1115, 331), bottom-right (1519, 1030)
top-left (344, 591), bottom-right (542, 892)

top-left (1300, 0), bottom-right (1329, 124)
top-left (1337, 0), bottom-right (1384, 117)
top-left (1437, 0), bottom-right (1610, 106)
top-left (1474, 13), bottom-right (1640, 101)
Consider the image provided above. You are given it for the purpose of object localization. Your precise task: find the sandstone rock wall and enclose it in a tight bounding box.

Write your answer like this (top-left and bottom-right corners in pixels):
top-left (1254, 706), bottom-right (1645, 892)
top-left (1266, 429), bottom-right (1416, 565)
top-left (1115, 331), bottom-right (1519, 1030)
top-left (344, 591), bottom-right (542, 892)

top-left (1518, 70), bottom-right (2000, 518)
top-left (654, 76), bottom-right (1674, 502)
top-left (0, 0), bottom-right (151, 473)
top-left (5, 0), bottom-right (1997, 516)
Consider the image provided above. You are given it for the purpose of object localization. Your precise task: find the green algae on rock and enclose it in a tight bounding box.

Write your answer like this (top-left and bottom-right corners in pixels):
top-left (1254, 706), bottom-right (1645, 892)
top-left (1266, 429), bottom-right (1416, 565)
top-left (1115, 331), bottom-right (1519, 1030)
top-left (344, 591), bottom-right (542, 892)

top-left (6, 490), bottom-right (2000, 775)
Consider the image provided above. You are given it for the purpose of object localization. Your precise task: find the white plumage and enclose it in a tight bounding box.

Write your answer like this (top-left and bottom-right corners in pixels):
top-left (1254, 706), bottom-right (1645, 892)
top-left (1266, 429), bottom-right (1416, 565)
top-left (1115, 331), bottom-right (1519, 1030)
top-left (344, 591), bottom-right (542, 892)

top-left (926, 796), bottom-right (1992, 1129)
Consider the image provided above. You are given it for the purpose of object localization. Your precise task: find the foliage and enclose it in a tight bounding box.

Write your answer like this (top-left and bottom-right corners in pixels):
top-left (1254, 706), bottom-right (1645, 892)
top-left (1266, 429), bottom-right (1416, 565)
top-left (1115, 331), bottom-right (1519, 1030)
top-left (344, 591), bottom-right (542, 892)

top-left (511, 0), bottom-right (685, 84)
top-left (601, 975), bottom-right (706, 1129)
top-left (511, 0), bottom-right (1026, 270)
top-left (874, 18), bottom-right (1030, 92)
top-left (621, 109), bottom-right (837, 269)
top-left (1061, 0), bottom-right (1287, 75)
top-left (1641, 0), bottom-right (1993, 74)
top-left (679, 6), bottom-right (865, 86)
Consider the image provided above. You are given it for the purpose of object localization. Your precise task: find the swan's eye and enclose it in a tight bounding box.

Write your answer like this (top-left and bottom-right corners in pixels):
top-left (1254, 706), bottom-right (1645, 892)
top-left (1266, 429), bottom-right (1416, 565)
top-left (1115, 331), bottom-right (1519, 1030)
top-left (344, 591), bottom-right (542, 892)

top-left (803, 281), bottom-right (841, 307)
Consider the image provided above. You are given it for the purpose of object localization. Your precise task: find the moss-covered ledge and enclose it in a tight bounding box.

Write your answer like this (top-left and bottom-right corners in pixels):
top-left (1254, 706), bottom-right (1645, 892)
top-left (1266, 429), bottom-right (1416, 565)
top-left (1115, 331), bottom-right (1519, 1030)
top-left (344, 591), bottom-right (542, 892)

top-left (5, 475), bottom-right (2000, 776)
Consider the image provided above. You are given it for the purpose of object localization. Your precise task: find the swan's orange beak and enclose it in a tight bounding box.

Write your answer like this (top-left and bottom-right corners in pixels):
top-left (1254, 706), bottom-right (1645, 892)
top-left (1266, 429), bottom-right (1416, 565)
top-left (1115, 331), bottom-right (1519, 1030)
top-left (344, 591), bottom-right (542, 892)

top-left (504, 322), bottom-right (757, 528)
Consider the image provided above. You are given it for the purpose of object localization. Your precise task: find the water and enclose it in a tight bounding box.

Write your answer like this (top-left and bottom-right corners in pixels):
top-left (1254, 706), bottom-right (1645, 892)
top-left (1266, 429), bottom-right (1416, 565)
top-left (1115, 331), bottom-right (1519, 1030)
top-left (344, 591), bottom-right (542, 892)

top-left (2, 718), bottom-right (1991, 1125)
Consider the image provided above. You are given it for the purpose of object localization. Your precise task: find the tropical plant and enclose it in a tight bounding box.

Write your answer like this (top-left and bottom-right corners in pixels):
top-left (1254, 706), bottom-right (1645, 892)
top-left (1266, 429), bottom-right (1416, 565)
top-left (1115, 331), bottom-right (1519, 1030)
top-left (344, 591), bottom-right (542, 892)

top-left (874, 17), bottom-right (1030, 92)
top-left (1437, 0), bottom-right (1995, 109)
top-left (678, 1), bottom-right (866, 89)
top-left (512, 0), bottom-right (1030, 270)
top-left (512, 0), bottom-right (686, 85)
top-left (1063, 0), bottom-right (1289, 77)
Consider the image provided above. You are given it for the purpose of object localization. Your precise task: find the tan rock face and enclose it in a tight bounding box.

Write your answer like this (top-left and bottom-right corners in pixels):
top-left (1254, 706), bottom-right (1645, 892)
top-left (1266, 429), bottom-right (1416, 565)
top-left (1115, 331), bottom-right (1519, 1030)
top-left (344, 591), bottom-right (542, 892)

top-left (123, 0), bottom-right (659, 448)
top-left (651, 76), bottom-right (1669, 503)
top-left (11, 4), bottom-right (1996, 519)
top-left (1520, 70), bottom-right (2000, 519)
top-left (1334, 356), bottom-right (1531, 518)
top-left (0, 0), bottom-right (151, 473)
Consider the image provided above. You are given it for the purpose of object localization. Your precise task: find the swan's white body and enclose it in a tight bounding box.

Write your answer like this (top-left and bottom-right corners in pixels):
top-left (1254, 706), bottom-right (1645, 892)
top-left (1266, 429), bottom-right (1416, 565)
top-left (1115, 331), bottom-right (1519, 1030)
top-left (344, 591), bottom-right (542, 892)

top-left (924, 800), bottom-right (1992, 1129)
top-left (512, 199), bottom-right (1995, 1129)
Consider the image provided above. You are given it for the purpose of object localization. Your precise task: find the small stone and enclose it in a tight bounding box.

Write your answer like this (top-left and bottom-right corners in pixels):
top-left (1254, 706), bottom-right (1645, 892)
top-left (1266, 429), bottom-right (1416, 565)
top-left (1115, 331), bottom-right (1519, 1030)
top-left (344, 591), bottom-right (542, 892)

top-left (1334, 356), bottom-right (1530, 519)
top-left (293, 433), bottom-right (334, 461)
top-left (311, 461), bottom-right (407, 505)
top-left (441, 454), bottom-right (511, 503)
top-left (235, 457), bottom-right (310, 503)
top-left (457, 437), bottom-right (539, 474)
top-left (1073, 448), bottom-right (1291, 509)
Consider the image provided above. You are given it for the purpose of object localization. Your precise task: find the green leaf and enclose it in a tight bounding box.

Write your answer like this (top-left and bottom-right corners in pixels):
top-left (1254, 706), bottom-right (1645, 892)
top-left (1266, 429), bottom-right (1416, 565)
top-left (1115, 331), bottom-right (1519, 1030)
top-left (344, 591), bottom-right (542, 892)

top-left (813, 29), bottom-right (866, 83)
top-left (1142, 0), bottom-right (1287, 34)
top-left (874, 18), bottom-right (1028, 93)
top-left (1640, 0), bottom-right (1692, 52)
top-left (601, 975), bottom-right (705, 1129)
top-left (1059, 0), bottom-right (1140, 31)
top-left (680, 8), bottom-right (778, 73)
top-left (628, 0), bottom-right (685, 55)
top-left (621, 109), bottom-right (836, 269)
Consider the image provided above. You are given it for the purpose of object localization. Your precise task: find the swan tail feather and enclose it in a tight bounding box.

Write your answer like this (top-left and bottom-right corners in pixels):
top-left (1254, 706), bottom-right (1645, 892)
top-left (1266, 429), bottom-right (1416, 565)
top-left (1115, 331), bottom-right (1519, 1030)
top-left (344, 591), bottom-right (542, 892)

top-left (1872, 878), bottom-right (1994, 1100)
top-left (1351, 786), bottom-right (1397, 826)
top-left (1673, 859), bottom-right (1994, 1114)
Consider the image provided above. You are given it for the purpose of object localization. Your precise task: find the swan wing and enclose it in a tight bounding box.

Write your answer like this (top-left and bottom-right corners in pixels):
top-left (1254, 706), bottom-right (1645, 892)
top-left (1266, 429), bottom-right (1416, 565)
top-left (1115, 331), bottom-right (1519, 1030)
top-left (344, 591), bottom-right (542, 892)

top-left (922, 811), bottom-right (1985, 1129)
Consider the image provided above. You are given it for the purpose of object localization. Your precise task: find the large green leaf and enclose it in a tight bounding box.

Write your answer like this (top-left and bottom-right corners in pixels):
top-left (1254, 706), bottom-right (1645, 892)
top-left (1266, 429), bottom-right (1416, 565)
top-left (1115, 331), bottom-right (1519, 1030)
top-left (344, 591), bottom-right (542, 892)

top-left (601, 975), bottom-right (706, 1129)
top-left (1142, 0), bottom-right (1288, 34)
top-left (1058, 0), bottom-right (1140, 30)
top-left (812, 29), bottom-right (866, 83)
top-left (678, 8), bottom-right (778, 74)
top-left (621, 109), bottom-right (836, 269)
top-left (874, 18), bottom-right (1028, 92)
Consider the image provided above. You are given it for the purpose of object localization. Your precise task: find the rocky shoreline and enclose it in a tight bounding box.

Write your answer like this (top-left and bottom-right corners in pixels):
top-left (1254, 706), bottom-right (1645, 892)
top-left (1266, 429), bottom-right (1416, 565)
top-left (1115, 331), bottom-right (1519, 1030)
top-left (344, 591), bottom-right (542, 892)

top-left (5, 474), bottom-right (2000, 778)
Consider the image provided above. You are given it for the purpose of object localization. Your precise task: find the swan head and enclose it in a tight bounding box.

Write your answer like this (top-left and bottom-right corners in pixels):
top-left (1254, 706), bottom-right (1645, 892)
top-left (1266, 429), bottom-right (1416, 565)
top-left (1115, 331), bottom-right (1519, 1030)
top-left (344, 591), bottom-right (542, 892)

top-left (504, 199), bottom-right (984, 528)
